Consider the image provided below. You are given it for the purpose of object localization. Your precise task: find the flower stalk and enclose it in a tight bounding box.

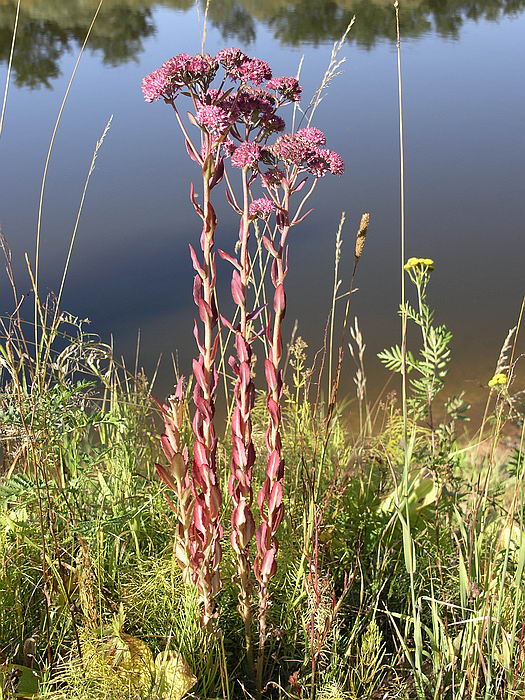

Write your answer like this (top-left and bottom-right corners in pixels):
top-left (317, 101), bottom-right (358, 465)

top-left (223, 165), bottom-right (257, 670)
top-left (188, 139), bottom-right (224, 630)
top-left (142, 48), bottom-right (345, 673)
top-left (154, 379), bottom-right (195, 584)
top-left (254, 183), bottom-right (290, 691)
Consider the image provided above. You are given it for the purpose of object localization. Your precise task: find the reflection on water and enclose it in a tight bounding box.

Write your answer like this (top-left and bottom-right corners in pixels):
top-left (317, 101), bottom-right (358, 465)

top-left (0, 0), bottom-right (523, 412)
top-left (0, 0), bottom-right (523, 87)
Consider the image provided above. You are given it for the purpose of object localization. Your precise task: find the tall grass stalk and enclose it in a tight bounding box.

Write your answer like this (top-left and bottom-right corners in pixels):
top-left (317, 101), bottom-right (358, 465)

top-left (327, 212), bottom-right (345, 395)
top-left (394, 0), bottom-right (408, 436)
top-left (33, 0), bottom-right (105, 384)
top-left (394, 4), bottom-right (426, 697)
top-left (0, 0), bottom-right (20, 140)
top-left (328, 211), bottom-right (370, 433)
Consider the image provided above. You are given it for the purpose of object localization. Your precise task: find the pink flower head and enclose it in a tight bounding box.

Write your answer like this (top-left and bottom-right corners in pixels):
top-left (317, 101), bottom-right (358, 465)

top-left (216, 47), bottom-right (248, 71)
top-left (196, 105), bottom-right (232, 136)
top-left (261, 167), bottom-right (286, 189)
top-left (142, 53), bottom-right (219, 102)
top-left (323, 148), bottom-right (345, 175)
top-left (142, 66), bottom-right (173, 102)
top-left (306, 152), bottom-right (330, 178)
top-left (263, 114), bottom-right (286, 135)
top-left (230, 141), bottom-right (262, 168)
top-left (249, 197), bottom-right (275, 218)
top-left (266, 76), bottom-right (302, 102)
top-left (187, 53), bottom-right (218, 77)
top-left (162, 52), bottom-right (217, 89)
top-left (234, 87), bottom-right (275, 124)
top-left (238, 58), bottom-right (272, 86)
top-left (161, 53), bottom-right (193, 86)
top-left (307, 148), bottom-right (345, 177)
top-left (295, 127), bottom-right (326, 146)
top-left (222, 138), bottom-right (237, 156)
top-left (270, 133), bottom-right (315, 167)
top-left (163, 52), bottom-right (192, 72)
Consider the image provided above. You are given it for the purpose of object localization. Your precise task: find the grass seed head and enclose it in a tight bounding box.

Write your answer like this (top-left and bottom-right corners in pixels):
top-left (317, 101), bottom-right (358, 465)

top-left (354, 212), bottom-right (370, 260)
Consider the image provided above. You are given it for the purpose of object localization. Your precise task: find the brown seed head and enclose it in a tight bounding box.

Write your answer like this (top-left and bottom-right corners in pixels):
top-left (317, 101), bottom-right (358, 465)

top-left (354, 212), bottom-right (370, 260)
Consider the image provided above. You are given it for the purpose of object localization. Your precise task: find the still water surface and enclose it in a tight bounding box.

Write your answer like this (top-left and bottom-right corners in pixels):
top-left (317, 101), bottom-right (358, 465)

top-left (0, 0), bottom-right (524, 407)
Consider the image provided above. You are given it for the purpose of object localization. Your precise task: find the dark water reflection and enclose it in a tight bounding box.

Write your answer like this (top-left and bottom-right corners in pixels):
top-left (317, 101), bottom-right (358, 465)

top-left (1, 0), bottom-right (524, 87)
top-left (0, 0), bottom-right (524, 414)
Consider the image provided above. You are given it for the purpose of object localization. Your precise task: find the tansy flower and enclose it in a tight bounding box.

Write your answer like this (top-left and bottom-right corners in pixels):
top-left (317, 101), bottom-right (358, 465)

top-left (404, 257), bottom-right (435, 271)
top-left (488, 373), bottom-right (507, 388)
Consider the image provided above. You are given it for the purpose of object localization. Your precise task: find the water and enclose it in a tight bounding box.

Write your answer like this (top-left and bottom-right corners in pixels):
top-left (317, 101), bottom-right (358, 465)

top-left (0, 0), bottom-right (523, 410)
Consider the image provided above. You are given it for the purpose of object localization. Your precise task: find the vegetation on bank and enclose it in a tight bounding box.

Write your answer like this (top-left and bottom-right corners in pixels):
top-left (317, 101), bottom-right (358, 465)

top-left (0, 251), bottom-right (524, 700)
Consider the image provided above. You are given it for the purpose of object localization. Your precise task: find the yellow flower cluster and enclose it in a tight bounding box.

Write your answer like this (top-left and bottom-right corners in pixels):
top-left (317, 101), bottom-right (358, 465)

top-left (404, 257), bottom-right (435, 271)
top-left (488, 373), bottom-right (507, 388)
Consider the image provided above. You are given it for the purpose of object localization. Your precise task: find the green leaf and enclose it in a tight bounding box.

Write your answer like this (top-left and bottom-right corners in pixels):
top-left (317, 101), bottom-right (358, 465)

top-left (0, 664), bottom-right (41, 698)
top-left (378, 345), bottom-right (415, 374)
top-left (0, 474), bottom-right (36, 503)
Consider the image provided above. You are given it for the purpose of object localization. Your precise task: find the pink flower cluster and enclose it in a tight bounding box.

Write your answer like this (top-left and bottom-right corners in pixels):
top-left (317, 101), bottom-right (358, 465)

top-left (141, 65), bottom-right (177, 103)
top-left (231, 141), bottom-right (262, 169)
top-left (308, 148), bottom-right (345, 176)
top-left (266, 76), bottom-right (302, 102)
top-left (270, 133), bottom-right (312, 165)
top-left (216, 48), bottom-right (273, 85)
top-left (261, 167), bottom-right (286, 189)
top-left (263, 114), bottom-right (286, 136)
top-left (216, 47), bottom-right (248, 71)
top-left (249, 197), bottom-right (275, 218)
top-left (215, 87), bottom-right (274, 130)
top-left (237, 58), bottom-right (273, 86)
top-left (196, 105), bottom-right (232, 137)
top-left (270, 130), bottom-right (344, 177)
top-left (142, 52), bottom-right (218, 102)
top-left (295, 127), bottom-right (326, 146)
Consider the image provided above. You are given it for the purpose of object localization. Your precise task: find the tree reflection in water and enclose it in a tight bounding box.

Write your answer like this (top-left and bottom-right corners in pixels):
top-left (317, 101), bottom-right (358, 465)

top-left (0, 0), bottom-right (523, 87)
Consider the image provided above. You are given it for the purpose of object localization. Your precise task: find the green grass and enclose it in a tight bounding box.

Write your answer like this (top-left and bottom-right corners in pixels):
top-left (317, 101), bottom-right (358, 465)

top-left (0, 287), bottom-right (524, 700)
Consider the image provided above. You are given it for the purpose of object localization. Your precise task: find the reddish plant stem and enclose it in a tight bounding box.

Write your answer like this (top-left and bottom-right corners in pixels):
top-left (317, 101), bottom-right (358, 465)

top-left (228, 166), bottom-right (257, 670)
top-left (255, 184), bottom-right (290, 692)
top-left (155, 380), bottom-right (195, 583)
top-left (189, 147), bottom-right (223, 631)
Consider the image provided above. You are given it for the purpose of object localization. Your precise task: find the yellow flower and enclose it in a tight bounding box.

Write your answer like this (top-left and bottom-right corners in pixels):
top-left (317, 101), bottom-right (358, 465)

top-left (404, 257), bottom-right (435, 271)
top-left (488, 373), bottom-right (507, 388)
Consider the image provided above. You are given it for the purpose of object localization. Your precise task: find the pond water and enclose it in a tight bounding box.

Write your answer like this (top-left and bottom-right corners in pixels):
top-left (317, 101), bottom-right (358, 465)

top-left (0, 0), bottom-right (524, 411)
